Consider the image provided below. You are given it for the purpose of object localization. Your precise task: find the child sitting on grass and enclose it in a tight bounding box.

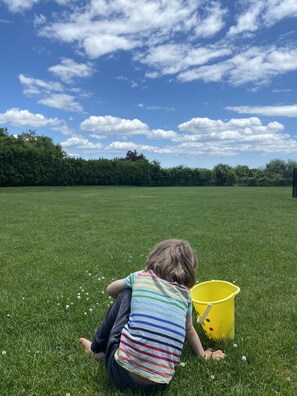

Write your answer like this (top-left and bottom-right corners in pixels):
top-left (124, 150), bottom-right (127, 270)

top-left (80, 239), bottom-right (225, 392)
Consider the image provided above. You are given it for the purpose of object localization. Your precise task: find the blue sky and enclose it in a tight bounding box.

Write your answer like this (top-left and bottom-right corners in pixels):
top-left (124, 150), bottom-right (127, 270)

top-left (1, 0), bottom-right (297, 169)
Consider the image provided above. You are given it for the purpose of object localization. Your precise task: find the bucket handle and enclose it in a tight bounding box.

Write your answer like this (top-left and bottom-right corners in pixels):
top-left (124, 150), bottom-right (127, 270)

top-left (197, 304), bottom-right (212, 325)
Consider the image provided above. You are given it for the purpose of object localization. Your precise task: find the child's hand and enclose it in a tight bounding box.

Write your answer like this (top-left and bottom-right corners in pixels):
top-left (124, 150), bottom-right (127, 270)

top-left (211, 349), bottom-right (225, 360)
top-left (204, 348), bottom-right (225, 360)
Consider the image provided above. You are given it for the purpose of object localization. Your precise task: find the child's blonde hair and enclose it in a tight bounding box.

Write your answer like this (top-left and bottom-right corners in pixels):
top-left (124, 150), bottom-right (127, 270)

top-left (145, 239), bottom-right (197, 288)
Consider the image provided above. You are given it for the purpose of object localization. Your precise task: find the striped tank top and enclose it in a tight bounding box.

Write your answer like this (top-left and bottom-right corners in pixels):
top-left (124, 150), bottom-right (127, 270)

top-left (115, 270), bottom-right (192, 384)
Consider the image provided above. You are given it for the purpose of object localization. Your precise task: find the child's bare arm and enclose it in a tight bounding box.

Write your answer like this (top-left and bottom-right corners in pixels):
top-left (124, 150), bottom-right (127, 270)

top-left (186, 315), bottom-right (225, 360)
top-left (106, 279), bottom-right (127, 298)
top-left (186, 315), bottom-right (205, 356)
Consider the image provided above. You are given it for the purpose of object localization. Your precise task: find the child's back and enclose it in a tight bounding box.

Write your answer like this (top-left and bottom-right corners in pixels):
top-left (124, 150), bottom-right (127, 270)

top-left (116, 269), bottom-right (193, 383)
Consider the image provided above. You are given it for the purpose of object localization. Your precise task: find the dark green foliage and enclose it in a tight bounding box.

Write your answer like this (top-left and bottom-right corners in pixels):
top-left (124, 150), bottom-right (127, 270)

top-left (0, 128), bottom-right (296, 187)
top-left (213, 163), bottom-right (233, 186)
top-left (293, 167), bottom-right (297, 198)
top-left (0, 129), bottom-right (66, 186)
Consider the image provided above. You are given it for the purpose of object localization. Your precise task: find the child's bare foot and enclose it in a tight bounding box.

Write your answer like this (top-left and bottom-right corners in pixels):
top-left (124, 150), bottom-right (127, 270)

top-left (79, 338), bottom-right (105, 360)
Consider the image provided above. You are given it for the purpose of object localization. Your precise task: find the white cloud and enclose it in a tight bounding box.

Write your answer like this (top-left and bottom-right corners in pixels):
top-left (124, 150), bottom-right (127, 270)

top-left (48, 58), bottom-right (94, 83)
top-left (264, 0), bottom-right (297, 25)
top-left (138, 103), bottom-right (175, 111)
top-left (191, 117), bottom-right (292, 154)
top-left (32, 0), bottom-right (297, 89)
top-left (178, 46), bottom-right (297, 86)
top-left (38, 93), bottom-right (83, 112)
top-left (272, 88), bottom-right (292, 93)
top-left (61, 136), bottom-right (103, 150)
top-left (0, 108), bottom-right (57, 127)
top-left (105, 130), bottom-right (297, 156)
top-left (33, 14), bottom-right (46, 27)
top-left (0, 108), bottom-right (71, 135)
top-left (72, 114), bottom-right (297, 158)
top-left (178, 116), bottom-right (284, 135)
top-left (1, 0), bottom-right (74, 12)
top-left (178, 62), bottom-right (230, 83)
top-left (80, 115), bottom-right (149, 135)
top-left (19, 73), bottom-right (84, 112)
top-left (84, 35), bottom-right (138, 58)
top-left (19, 74), bottom-right (63, 96)
top-left (90, 133), bottom-right (106, 140)
top-left (147, 106), bottom-right (175, 112)
top-left (195, 2), bottom-right (227, 38)
top-left (226, 104), bottom-right (297, 117)
top-left (1, 0), bottom-right (39, 13)
top-left (38, 0), bottom-right (225, 60)
top-left (139, 44), bottom-right (231, 78)
top-left (169, 116), bottom-right (297, 156)
top-left (147, 129), bottom-right (178, 139)
top-left (228, 46), bottom-right (297, 86)
top-left (228, 1), bottom-right (264, 36)
top-left (228, 0), bottom-right (297, 36)
top-left (105, 141), bottom-right (159, 153)
top-left (60, 138), bottom-right (160, 155)
top-left (55, 0), bottom-right (72, 5)
top-left (5, 0), bottom-right (297, 91)
top-left (139, 44), bottom-right (187, 76)
top-left (57, 112), bottom-right (297, 158)
top-left (116, 75), bottom-right (128, 81)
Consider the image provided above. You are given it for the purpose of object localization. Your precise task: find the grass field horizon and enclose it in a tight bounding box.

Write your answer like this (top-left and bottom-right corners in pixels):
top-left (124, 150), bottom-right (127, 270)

top-left (1, 186), bottom-right (296, 395)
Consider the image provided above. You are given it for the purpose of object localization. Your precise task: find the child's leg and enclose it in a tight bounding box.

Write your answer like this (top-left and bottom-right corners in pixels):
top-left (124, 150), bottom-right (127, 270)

top-left (79, 338), bottom-right (105, 360)
top-left (89, 288), bottom-right (132, 354)
top-left (80, 289), bottom-right (134, 390)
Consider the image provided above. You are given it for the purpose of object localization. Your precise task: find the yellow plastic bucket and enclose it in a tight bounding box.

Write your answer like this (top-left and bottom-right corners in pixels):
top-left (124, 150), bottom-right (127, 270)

top-left (190, 280), bottom-right (240, 340)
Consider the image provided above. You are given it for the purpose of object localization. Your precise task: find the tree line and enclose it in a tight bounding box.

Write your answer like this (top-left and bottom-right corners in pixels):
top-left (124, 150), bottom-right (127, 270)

top-left (0, 128), bottom-right (296, 187)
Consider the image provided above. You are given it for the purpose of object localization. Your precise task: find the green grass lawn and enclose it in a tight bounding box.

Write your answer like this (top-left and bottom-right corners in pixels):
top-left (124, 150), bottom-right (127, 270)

top-left (0, 186), bottom-right (296, 396)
